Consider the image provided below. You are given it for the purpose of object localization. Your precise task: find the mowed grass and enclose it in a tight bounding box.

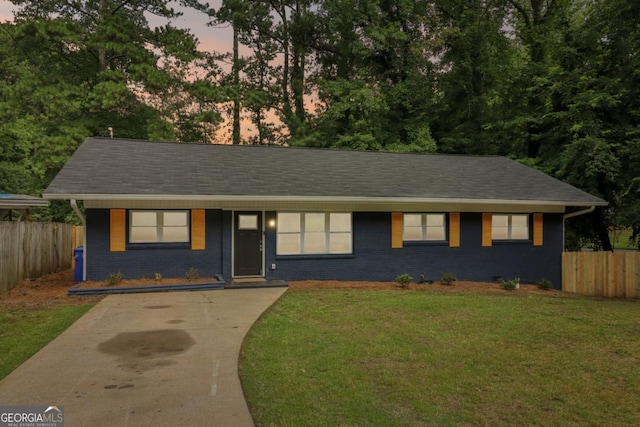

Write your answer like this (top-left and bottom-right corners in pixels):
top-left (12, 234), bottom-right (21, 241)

top-left (0, 305), bottom-right (94, 380)
top-left (241, 289), bottom-right (640, 426)
top-left (610, 229), bottom-right (637, 250)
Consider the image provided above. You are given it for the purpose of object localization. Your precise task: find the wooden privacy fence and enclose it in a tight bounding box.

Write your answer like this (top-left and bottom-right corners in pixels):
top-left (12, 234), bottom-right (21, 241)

top-left (0, 222), bottom-right (85, 293)
top-left (563, 252), bottom-right (640, 299)
top-left (70, 225), bottom-right (85, 272)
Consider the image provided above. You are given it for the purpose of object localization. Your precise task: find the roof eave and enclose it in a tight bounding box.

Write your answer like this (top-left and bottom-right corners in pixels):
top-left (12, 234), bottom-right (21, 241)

top-left (42, 193), bottom-right (607, 207)
top-left (0, 201), bottom-right (50, 209)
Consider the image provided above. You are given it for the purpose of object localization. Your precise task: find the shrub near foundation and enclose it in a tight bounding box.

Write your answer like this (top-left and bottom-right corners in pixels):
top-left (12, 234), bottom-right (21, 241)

top-left (500, 277), bottom-right (520, 291)
top-left (441, 272), bottom-right (457, 285)
top-left (186, 268), bottom-right (199, 281)
top-left (538, 278), bottom-right (553, 290)
top-left (395, 274), bottom-right (413, 289)
top-left (105, 272), bottom-right (124, 286)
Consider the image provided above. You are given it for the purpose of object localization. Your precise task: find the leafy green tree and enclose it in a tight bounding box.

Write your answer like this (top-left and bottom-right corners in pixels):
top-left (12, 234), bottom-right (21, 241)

top-left (1, 1), bottom-right (218, 220)
top-left (540, 0), bottom-right (640, 249)
top-left (430, 0), bottom-right (517, 155)
top-left (213, 0), bottom-right (313, 143)
top-left (4, 1), bottom-right (219, 140)
top-left (501, 0), bottom-right (572, 159)
top-left (305, 0), bottom-right (438, 152)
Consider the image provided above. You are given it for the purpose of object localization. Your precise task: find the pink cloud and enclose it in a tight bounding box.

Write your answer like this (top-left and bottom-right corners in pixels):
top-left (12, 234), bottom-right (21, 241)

top-left (0, 1), bottom-right (16, 21)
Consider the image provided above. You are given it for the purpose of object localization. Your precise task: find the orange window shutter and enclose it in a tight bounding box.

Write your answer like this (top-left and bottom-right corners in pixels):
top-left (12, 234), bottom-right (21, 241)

top-left (449, 212), bottom-right (460, 247)
top-left (482, 213), bottom-right (492, 247)
top-left (191, 209), bottom-right (206, 250)
top-left (533, 213), bottom-right (543, 246)
top-left (110, 209), bottom-right (126, 252)
top-left (391, 212), bottom-right (403, 248)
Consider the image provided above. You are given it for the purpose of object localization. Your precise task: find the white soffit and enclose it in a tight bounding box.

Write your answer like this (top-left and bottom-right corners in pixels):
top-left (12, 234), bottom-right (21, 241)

top-left (82, 197), bottom-right (568, 213)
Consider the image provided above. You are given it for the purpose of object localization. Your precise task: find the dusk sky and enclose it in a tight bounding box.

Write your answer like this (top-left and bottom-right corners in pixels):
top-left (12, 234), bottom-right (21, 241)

top-left (0, 2), bottom-right (13, 20)
top-left (0, 1), bottom-right (282, 141)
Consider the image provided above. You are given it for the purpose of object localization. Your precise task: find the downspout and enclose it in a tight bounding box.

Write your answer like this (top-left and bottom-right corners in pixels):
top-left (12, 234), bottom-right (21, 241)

top-left (70, 199), bottom-right (86, 226)
top-left (70, 199), bottom-right (87, 281)
top-left (562, 206), bottom-right (596, 252)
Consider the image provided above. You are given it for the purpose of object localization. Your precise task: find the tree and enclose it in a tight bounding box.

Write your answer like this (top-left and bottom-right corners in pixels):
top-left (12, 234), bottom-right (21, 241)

top-left (430, 0), bottom-right (518, 155)
top-left (1, 1), bottom-right (217, 220)
top-left (305, 0), bottom-right (438, 152)
top-left (6, 0), bottom-right (216, 141)
top-left (212, 0), bottom-right (313, 144)
top-left (540, 0), bottom-right (640, 249)
top-left (500, 0), bottom-right (571, 159)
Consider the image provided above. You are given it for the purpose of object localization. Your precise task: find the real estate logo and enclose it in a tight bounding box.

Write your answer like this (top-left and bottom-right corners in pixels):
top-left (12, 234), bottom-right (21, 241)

top-left (0, 405), bottom-right (64, 427)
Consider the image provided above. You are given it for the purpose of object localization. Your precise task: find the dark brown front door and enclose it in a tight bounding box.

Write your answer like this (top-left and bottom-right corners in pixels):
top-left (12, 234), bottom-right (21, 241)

top-left (234, 212), bottom-right (263, 276)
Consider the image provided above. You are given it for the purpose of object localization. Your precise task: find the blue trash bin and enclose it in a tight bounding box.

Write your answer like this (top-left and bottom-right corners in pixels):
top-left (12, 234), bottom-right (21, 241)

top-left (73, 247), bottom-right (84, 282)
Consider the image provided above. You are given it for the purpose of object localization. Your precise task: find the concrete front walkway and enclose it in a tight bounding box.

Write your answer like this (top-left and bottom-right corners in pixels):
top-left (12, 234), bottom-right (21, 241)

top-left (0, 288), bottom-right (287, 427)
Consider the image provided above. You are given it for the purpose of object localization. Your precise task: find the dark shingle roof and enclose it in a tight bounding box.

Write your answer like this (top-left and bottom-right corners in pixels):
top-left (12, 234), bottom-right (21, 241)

top-left (43, 137), bottom-right (606, 206)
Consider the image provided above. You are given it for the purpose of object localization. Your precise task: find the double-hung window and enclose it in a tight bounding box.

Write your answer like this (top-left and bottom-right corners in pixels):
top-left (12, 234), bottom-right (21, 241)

top-left (277, 212), bottom-right (352, 255)
top-left (492, 214), bottom-right (529, 240)
top-left (403, 213), bottom-right (446, 241)
top-left (129, 210), bottom-right (189, 243)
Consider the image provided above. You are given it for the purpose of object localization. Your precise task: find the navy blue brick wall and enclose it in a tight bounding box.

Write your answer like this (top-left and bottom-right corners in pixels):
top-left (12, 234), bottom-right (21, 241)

top-left (85, 209), bottom-right (224, 281)
top-left (87, 209), bottom-right (563, 287)
top-left (265, 212), bottom-right (563, 287)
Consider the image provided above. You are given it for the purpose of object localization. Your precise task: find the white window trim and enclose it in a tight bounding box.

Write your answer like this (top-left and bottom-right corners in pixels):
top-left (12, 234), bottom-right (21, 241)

top-left (492, 214), bottom-right (530, 240)
top-left (129, 210), bottom-right (190, 243)
top-left (277, 212), bottom-right (352, 255)
top-left (403, 213), bottom-right (447, 241)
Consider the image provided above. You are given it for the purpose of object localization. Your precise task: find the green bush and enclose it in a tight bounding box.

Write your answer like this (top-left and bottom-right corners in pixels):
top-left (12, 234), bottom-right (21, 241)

top-left (396, 274), bottom-right (413, 289)
top-left (186, 267), bottom-right (199, 281)
top-left (500, 277), bottom-right (520, 291)
top-left (441, 272), bottom-right (457, 285)
top-left (538, 278), bottom-right (553, 290)
top-left (105, 272), bottom-right (124, 286)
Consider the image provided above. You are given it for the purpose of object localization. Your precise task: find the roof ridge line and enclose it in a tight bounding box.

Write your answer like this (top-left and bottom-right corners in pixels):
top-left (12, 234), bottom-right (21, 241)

top-left (87, 137), bottom-right (506, 158)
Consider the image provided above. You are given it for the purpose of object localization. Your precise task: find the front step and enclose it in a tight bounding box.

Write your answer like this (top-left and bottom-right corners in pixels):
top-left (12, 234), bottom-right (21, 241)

top-left (225, 279), bottom-right (288, 289)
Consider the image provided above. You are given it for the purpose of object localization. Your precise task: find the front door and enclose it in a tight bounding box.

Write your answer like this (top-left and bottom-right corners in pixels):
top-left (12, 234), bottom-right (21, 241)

top-left (233, 211), bottom-right (263, 277)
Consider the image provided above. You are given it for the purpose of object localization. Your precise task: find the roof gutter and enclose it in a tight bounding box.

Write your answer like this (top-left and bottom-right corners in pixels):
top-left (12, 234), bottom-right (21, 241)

top-left (43, 194), bottom-right (606, 208)
top-left (0, 200), bottom-right (49, 208)
top-left (563, 205), bottom-right (596, 220)
top-left (70, 199), bottom-right (86, 226)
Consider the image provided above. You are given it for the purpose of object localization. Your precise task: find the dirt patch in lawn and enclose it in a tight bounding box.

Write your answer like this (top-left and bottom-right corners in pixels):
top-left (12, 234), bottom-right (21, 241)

top-left (0, 269), bottom-right (102, 310)
top-left (0, 269), bottom-right (218, 310)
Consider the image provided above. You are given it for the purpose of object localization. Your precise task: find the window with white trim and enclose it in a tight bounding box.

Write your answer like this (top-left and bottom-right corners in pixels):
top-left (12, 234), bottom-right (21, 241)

top-left (129, 210), bottom-right (189, 243)
top-left (403, 213), bottom-right (446, 241)
top-left (492, 214), bottom-right (529, 240)
top-left (277, 212), bottom-right (352, 255)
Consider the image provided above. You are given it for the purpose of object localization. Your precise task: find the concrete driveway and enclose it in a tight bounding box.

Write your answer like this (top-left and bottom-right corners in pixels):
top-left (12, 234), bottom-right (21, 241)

top-left (0, 288), bottom-right (287, 426)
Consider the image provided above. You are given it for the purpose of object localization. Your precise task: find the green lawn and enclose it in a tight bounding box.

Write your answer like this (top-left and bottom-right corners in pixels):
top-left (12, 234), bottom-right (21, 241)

top-left (241, 289), bottom-right (640, 426)
top-left (610, 229), bottom-right (637, 250)
top-left (0, 305), bottom-right (95, 380)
